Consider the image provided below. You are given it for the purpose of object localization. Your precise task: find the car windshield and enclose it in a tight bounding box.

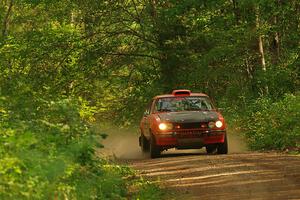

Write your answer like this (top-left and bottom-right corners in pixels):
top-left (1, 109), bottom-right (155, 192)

top-left (154, 97), bottom-right (214, 112)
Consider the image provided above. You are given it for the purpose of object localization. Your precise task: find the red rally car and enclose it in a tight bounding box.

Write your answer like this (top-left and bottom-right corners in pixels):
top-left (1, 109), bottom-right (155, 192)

top-left (139, 89), bottom-right (228, 158)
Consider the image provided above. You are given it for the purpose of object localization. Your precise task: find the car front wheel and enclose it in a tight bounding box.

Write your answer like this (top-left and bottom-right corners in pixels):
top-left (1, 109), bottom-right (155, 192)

top-left (217, 134), bottom-right (228, 154)
top-left (206, 144), bottom-right (217, 154)
top-left (140, 134), bottom-right (149, 152)
top-left (150, 135), bottom-right (160, 158)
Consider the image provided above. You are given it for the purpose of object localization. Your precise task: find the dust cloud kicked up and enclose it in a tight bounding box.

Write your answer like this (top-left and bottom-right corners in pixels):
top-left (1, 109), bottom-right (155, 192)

top-left (97, 126), bottom-right (248, 160)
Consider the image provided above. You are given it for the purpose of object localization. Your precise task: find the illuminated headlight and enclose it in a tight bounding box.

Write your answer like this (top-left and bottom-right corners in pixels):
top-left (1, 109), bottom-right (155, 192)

top-left (208, 121), bottom-right (223, 128)
top-left (215, 120), bottom-right (223, 128)
top-left (158, 123), bottom-right (173, 131)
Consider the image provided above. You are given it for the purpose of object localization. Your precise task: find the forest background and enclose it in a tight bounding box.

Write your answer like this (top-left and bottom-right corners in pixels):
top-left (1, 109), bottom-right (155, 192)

top-left (0, 0), bottom-right (299, 199)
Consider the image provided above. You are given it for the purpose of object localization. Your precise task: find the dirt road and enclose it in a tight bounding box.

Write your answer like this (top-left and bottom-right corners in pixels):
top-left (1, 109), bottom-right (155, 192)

top-left (130, 152), bottom-right (300, 200)
top-left (98, 128), bottom-right (300, 199)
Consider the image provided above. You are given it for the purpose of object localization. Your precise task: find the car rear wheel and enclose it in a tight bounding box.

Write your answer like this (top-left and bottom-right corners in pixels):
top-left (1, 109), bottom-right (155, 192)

top-left (140, 134), bottom-right (149, 152)
top-left (217, 134), bottom-right (228, 154)
top-left (150, 135), bottom-right (160, 158)
top-left (206, 144), bottom-right (217, 154)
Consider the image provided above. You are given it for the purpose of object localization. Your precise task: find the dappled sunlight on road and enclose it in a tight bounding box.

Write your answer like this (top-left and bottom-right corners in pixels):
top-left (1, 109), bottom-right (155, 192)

top-left (97, 126), bottom-right (300, 199)
top-left (130, 153), bottom-right (300, 200)
top-left (140, 163), bottom-right (258, 177)
top-left (99, 126), bottom-right (300, 200)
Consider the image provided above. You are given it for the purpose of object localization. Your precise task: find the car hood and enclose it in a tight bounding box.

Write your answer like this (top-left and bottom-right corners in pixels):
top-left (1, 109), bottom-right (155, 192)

top-left (157, 111), bottom-right (219, 123)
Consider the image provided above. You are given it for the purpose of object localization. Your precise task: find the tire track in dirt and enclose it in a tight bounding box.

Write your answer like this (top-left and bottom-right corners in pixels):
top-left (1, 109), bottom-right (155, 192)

top-left (129, 153), bottom-right (300, 200)
top-left (97, 127), bottom-right (300, 199)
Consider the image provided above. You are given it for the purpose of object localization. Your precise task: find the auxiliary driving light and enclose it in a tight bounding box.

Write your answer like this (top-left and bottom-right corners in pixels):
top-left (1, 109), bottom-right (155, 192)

top-left (208, 121), bottom-right (215, 128)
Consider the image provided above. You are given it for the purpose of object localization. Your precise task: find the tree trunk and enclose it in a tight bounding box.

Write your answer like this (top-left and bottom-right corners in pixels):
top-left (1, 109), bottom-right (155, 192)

top-left (271, 0), bottom-right (281, 63)
top-left (256, 23), bottom-right (266, 71)
top-left (71, 11), bottom-right (75, 26)
top-left (148, 0), bottom-right (176, 93)
top-left (272, 16), bottom-right (280, 63)
top-left (2, 0), bottom-right (14, 38)
top-left (255, 5), bottom-right (268, 95)
top-left (231, 0), bottom-right (240, 25)
top-left (258, 35), bottom-right (266, 71)
top-left (148, 0), bottom-right (157, 18)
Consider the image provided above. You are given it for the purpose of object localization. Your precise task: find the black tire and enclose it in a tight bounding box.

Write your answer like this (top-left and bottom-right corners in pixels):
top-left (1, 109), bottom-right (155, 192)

top-left (150, 135), bottom-right (160, 158)
top-left (217, 134), bottom-right (228, 154)
top-left (206, 144), bottom-right (217, 154)
top-left (140, 134), bottom-right (150, 152)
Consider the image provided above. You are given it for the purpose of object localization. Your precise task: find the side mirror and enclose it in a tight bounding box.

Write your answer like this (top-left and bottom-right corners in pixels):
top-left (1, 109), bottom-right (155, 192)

top-left (217, 108), bottom-right (224, 112)
top-left (143, 111), bottom-right (149, 116)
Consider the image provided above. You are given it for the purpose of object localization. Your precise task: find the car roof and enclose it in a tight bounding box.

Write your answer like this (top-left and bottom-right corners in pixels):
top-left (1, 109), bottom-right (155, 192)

top-left (153, 93), bottom-right (209, 100)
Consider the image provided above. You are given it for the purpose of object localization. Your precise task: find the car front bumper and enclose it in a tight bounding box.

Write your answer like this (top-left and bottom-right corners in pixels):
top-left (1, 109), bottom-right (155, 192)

top-left (154, 130), bottom-right (226, 148)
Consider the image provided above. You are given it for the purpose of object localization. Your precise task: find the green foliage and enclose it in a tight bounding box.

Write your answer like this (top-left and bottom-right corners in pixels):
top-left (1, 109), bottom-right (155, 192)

top-left (241, 94), bottom-right (300, 150)
top-left (0, 72), bottom-right (160, 199)
top-left (0, 92), bottom-right (161, 199)
top-left (0, 0), bottom-right (299, 198)
top-left (2, 0), bottom-right (299, 126)
top-left (0, 94), bottom-right (100, 199)
top-left (132, 181), bottom-right (163, 200)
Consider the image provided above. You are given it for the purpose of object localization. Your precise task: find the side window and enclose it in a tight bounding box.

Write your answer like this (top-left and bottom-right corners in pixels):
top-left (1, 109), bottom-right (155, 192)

top-left (144, 100), bottom-right (154, 115)
top-left (153, 99), bottom-right (164, 112)
top-left (154, 99), bottom-right (161, 112)
top-left (148, 100), bottom-right (155, 114)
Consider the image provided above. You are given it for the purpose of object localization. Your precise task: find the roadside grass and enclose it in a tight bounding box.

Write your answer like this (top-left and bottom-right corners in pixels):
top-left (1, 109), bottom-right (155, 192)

top-left (288, 150), bottom-right (300, 155)
top-left (127, 177), bottom-right (164, 200)
top-left (96, 160), bottom-right (165, 200)
top-left (94, 122), bottom-right (165, 200)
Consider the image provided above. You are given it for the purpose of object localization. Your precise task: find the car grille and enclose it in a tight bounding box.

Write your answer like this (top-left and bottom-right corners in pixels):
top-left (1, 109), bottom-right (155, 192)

top-left (176, 130), bottom-right (207, 138)
top-left (174, 122), bottom-right (207, 129)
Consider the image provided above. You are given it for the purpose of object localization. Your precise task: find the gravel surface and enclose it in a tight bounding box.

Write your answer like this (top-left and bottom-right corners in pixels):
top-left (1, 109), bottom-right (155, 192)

top-left (129, 152), bottom-right (300, 200)
top-left (98, 128), bottom-right (300, 199)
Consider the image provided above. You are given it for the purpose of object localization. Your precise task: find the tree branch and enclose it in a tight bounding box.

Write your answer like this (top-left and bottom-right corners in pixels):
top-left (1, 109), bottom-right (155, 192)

top-left (100, 52), bottom-right (161, 60)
